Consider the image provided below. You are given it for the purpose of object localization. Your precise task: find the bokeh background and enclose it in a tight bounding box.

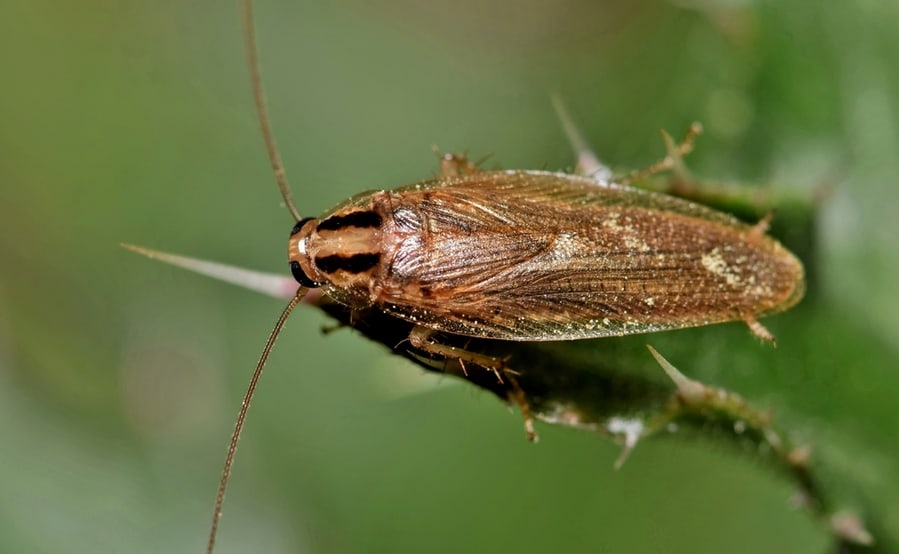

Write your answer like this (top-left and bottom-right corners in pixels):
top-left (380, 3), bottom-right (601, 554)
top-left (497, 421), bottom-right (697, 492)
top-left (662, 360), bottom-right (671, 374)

top-left (2, 0), bottom-right (898, 552)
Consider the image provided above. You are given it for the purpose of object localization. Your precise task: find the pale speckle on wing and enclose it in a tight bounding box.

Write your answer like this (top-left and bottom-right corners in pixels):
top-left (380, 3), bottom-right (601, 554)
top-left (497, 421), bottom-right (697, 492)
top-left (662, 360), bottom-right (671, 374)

top-left (702, 247), bottom-right (743, 286)
top-left (603, 213), bottom-right (651, 252)
top-left (550, 232), bottom-right (578, 261)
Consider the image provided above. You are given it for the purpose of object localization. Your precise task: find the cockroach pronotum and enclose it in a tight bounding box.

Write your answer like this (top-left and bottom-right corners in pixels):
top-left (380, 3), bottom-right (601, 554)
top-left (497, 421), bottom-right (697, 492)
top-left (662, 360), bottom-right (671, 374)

top-left (131, 1), bottom-right (806, 551)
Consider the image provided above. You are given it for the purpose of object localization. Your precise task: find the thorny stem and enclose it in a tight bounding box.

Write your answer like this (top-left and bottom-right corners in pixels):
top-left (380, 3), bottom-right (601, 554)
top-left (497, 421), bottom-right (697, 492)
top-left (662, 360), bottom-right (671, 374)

top-left (616, 123), bottom-right (703, 186)
top-left (642, 346), bottom-right (872, 548)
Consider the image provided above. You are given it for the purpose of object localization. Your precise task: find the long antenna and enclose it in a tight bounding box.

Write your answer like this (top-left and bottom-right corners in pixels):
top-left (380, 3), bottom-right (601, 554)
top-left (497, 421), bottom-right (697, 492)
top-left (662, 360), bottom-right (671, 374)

top-left (241, 0), bottom-right (302, 222)
top-left (206, 2), bottom-right (308, 550)
top-left (207, 287), bottom-right (307, 554)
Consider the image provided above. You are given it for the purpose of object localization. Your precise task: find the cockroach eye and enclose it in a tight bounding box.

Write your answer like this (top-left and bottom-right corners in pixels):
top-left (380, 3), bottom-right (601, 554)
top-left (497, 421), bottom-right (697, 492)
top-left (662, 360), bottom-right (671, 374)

top-left (290, 260), bottom-right (319, 288)
top-left (290, 216), bottom-right (316, 236)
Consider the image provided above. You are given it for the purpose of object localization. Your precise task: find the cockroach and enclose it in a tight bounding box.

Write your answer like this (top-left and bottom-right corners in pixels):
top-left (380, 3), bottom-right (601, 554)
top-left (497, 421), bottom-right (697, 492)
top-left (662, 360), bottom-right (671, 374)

top-left (194, 1), bottom-right (807, 551)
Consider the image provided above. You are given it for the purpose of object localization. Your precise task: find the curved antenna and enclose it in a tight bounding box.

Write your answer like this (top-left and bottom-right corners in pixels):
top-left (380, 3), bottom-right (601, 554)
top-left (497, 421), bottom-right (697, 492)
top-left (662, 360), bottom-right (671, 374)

top-left (207, 286), bottom-right (307, 554)
top-left (241, 0), bottom-right (302, 222)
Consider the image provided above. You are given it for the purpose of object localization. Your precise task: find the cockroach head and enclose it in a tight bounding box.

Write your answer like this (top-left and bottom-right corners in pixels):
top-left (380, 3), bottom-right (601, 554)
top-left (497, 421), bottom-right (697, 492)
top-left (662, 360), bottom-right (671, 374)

top-left (288, 217), bottom-right (321, 288)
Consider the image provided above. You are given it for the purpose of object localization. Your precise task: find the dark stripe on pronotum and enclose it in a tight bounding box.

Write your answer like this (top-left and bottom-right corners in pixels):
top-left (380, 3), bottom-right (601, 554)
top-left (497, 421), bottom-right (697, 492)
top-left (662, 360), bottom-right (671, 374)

top-left (316, 210), bottom-right (383, 232)
top-left (315, 253), bottom-right (381, 274)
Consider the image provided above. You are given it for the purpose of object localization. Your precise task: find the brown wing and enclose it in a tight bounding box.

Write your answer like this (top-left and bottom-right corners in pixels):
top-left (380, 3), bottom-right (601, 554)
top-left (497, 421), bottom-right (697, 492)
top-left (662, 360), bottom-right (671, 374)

top-left (371, 171), bottom-right (804, 341)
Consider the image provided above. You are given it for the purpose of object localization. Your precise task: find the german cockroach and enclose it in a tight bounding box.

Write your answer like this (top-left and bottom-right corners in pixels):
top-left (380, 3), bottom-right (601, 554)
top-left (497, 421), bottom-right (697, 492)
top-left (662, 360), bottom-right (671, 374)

top-left (132, 1), bottom-right (806, 551)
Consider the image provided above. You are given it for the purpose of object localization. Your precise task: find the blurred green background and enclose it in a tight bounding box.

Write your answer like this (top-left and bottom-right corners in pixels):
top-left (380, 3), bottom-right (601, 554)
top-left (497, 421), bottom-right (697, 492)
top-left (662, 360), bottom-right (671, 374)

top-left (2, 0), bottom-right (898, 552)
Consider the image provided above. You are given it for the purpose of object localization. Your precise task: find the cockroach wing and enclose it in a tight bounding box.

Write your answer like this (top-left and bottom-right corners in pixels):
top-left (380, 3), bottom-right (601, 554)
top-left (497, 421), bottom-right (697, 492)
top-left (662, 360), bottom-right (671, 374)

top-left (366, 170), bottom-right (804, 341)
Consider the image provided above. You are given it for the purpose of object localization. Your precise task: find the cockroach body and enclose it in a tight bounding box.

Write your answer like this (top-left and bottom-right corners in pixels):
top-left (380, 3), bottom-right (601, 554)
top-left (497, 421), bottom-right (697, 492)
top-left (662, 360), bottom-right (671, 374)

top-left (139, 2), bottom-right (809, 551)
top-left (289, 170), bottom-right (803, 343)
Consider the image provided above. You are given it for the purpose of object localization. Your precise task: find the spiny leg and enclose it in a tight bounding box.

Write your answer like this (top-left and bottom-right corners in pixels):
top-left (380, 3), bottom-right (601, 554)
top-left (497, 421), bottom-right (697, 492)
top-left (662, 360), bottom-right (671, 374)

top-left (742, 314), bottom-right (776, 344)
top-left (320, 306), bottom-right (372, 335)
top-left (747, 211), bottom-right (774, 240)
top-left (320, 321), bottom-right (351, 335)
top-left (431, 146), bottom-right (490, 177)
top-left (408, 326), bottom-right (538, 441)
top-left (738, 214), bottom-right (778, 344)
top-left (408, 326), bottom-right (507, 382)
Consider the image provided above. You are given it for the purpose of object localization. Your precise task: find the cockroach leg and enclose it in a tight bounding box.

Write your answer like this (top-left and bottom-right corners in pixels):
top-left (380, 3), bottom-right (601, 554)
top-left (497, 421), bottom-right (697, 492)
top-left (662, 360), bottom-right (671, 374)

top-left (431, 146), bottom-right (483, 177)
top-left (320, 322), bottom-right (347, 335)
top-left (408, 326), bottom-right (507, 382)
top-left (743, 315), bottom-right (776, 344)
top-left (615, 122), bottom-right (703, 186)
top-left (507, 374), bottom-right (538, 442)
top-left (748, 212), bottom-right (774, 241)
top-left (550, 94), bottom-right (614, 185)
top-left (456, 358), bottom-right (469, 376)
top-left (408, 326), bottom-right (538, 441)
